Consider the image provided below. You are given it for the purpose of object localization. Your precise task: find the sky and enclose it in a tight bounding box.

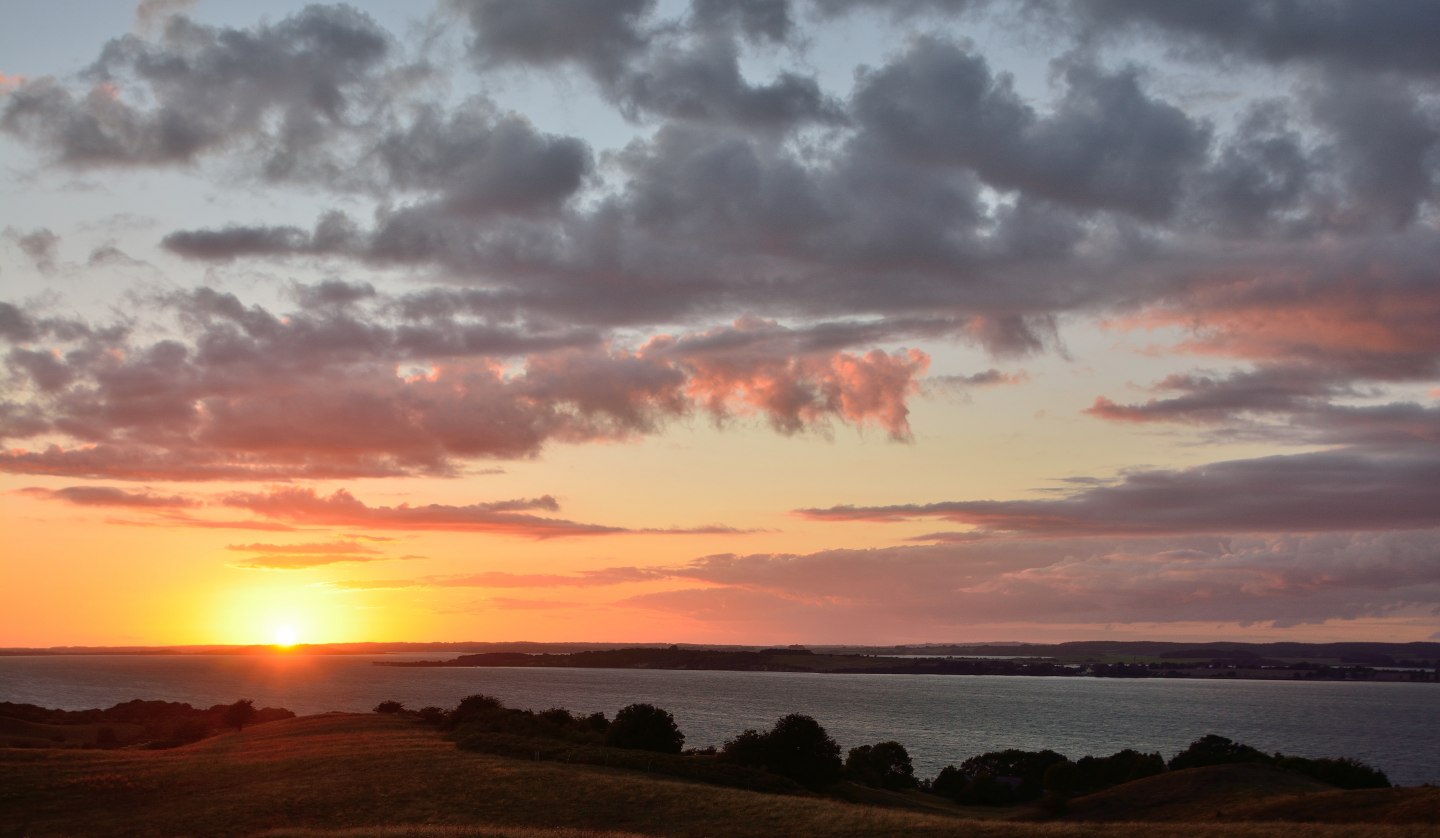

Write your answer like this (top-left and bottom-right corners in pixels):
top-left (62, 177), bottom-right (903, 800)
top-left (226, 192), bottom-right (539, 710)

top-left (1, 0), bottom-right (1438, 648)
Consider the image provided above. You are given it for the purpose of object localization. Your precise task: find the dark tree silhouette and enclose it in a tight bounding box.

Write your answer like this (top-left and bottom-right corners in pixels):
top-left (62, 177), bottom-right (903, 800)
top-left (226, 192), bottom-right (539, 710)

top-left (223, 699), bottom-right (256, 731)
top-left (1168, 734), bottom-right (1268, 770)
top-left (374, 700), bottom-right (405, 714)
top-left (722, 713), bottom-right (842, 790)
top-left (605, 703), bottom-right (685, 753)
top-left (447, 693), bottom-right (505, 727)
top-left (845, 740), bottom-right (917, 789)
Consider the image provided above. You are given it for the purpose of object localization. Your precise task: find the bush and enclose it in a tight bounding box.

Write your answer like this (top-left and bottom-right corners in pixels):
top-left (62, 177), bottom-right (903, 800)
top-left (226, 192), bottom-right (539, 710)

top-left (605, 703), bottom-right (685, 754)
top-left (374, 700), bottom-right (405, 714)
top-left (222, 699), bottom-right (256, 731)
top-left (1274, 755), bottom-right (1390, 789)
top-left (1168, 734), bottom-right (1268, 771)
top-left (1074, 748), bottom-right (1166, 792)
top-left (720, 713), bottom-right (842, 790)
top-left (928, 764), bottom-right (966, 799)
top-left (417, 706), bottom-right (447, 726)
top-left (845, 740), bottom-right (917, 790)
top-left (447, 694), bottom-right (505, 728)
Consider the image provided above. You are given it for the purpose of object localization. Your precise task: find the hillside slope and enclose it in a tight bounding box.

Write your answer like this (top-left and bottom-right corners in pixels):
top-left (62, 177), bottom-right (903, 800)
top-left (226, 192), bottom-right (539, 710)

top-left (2, 714), bottom-right (1435, 837)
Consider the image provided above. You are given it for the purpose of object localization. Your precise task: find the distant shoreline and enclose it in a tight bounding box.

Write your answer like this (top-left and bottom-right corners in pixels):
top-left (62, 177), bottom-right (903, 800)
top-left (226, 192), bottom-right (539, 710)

top-left (376, 646), bottom-right (1439, 683)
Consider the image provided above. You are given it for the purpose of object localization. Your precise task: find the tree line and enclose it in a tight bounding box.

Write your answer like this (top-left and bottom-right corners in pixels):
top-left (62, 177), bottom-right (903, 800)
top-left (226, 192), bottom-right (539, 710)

top-left (373, 695), bottom-right (1391, 804)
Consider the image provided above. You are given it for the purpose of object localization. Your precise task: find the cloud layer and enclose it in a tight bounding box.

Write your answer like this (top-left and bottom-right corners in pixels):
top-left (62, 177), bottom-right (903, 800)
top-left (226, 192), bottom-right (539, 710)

top-left (3, 1), bottom-right (1438, 639)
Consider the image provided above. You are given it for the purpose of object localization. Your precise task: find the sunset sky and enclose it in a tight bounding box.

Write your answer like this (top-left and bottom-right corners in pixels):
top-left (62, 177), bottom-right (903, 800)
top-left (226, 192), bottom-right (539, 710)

top-left (2, 1), bottom-right (1438, 648)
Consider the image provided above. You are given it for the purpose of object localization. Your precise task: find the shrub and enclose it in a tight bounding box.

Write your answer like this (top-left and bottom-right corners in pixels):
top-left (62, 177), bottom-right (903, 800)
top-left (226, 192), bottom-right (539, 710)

top-left (605, 703), bottom-right (685, 754)
top-left (720, 713), bottom-right (842, 790)
top-left (1275, 755), bottom-right (1390, 789)
top-left (373, 700), bottom-right (405, 714)
top-left (222, 699), bottom-right (256, 731)
top-left (1168, 734), bottom-right (1268, 771)
top-left (417, 706), bottom-right (447, 725)
top-left (447, 694), bottom-right (505, 727)
top-left (1074, 748), bottom-right (1166, 792)
top-left (845, 740), bottom-right (917, 790)
top-left (928, 764), bottom-right (966, 800)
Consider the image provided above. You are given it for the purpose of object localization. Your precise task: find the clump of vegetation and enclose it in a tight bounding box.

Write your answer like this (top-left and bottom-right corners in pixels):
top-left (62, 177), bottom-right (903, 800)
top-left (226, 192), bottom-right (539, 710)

top-left (0, 698), bottom-right (294, 749)
top-left (719, 713), bottom-right (843, 790)
top-left (844, 740), bottom-right (917, 790)
top-left (1169, 734), bottom-right (1390, 789)
top-left (605, 703), bottom-right (684, 753)
top-left (927, 748), bottom-right (1069, 806)
top-left (365, 692), bottom-right (1396, 806)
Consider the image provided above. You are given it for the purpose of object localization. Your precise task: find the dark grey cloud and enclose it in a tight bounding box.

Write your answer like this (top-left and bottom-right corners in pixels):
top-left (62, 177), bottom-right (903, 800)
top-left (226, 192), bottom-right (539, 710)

top-left (691, 0), bottom-right (794, 43)
top-left (376, 100), bottom-right (593, 216)
top-left (1307, 74), bottom-right (1439, 229)
top-left (852, 41), bottom-right (1213, 219)
top-left (448, 0), bottom-right (836, 132)
top-left (1, 6), bottom-right (392, 172)
top-left (447, 0), bottom-right (655, 83)
top-left (798, 448), bottom-right (1440, 536)
top-left (1074, 0), bottom-right (1440, 77)
top-left (610, 37), bottom-right (845, 130)
top-left (628, 530), bottom-right (1440, 630)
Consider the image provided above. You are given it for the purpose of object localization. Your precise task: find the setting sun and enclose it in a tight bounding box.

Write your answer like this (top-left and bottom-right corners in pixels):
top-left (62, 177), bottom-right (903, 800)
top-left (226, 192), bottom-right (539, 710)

top-left (274, 625), bottom-right (298, 648)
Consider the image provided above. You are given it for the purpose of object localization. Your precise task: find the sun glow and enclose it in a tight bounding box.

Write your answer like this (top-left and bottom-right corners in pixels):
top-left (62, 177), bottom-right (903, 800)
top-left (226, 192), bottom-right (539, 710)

top-left (273, 624), bottom-right (298, 648)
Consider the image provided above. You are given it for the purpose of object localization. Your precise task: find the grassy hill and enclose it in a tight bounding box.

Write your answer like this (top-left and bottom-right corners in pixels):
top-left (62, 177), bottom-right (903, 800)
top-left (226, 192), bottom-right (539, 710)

top-left (2, 714), bottom-right (1435, 837)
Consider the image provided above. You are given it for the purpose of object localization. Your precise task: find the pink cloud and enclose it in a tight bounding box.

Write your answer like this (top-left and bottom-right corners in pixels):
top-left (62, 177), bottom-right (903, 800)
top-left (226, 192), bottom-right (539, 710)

top-left (220, 486), bottom-right (738, 538)
top-left (19, 485), bottom-right (198, 509)
top-left (1, 300), bottom-right (933, 481)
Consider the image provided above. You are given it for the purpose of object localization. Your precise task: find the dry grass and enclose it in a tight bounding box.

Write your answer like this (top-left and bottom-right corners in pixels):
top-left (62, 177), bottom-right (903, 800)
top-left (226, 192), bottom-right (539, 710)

top-left (2, 714), bottom-right (1435, 838)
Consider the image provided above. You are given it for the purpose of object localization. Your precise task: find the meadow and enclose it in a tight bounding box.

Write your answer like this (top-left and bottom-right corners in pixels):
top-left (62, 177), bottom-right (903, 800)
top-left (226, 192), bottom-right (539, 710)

top-left (2, 713), bottom-right (1436, 837)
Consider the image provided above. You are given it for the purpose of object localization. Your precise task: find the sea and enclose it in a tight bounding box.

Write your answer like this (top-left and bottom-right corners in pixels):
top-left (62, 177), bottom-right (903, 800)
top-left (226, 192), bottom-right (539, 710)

top-left (2, 654), bottom-right (1435, 787)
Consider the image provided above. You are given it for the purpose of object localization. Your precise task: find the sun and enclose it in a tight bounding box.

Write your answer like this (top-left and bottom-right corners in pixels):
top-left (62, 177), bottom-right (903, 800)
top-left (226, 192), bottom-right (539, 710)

top-left (273, 624), bottom-right (299, 648)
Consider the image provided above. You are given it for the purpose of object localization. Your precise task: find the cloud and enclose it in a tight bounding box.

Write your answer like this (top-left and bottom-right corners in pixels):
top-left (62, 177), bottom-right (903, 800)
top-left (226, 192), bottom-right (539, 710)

top-left (224, 539), bottom-right (423, 570)
top-left (852, 41), bottom-right (1212, 219)
top-left (1, 6), bottom-right (391, 172)
top-left (797, 448), bottom-right (1440, 536)
top-left (18, 485), bottom-right (197, 508)
top-left (219, 486), bottom-right (735, 538)
top-left (626, 531), bottom-right (1440, 632)
top-left (447, 0), bottom-right (655, 83)
top-left (447, 0), bottom-right (836, 132)
top-left (1, 293), bottom-right (932, 480)
top-left (327, 566), bottom-right (663, 590)
top-left (1071, 1), bottom-right (1440, 77)
top-left (5, 228), bottom-right (60, 273)
top-left (134, 0), bottom-right (196, 35)
top-left (230, 553), bottom-right (422, 571)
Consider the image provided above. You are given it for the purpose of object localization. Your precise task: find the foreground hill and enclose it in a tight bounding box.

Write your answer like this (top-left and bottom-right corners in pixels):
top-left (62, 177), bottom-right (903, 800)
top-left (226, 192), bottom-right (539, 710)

top-left (1, 714), bottom-right (1435, 837)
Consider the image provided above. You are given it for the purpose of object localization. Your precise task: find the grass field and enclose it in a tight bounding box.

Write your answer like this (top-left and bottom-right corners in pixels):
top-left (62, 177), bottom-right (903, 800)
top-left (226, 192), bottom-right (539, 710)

top-left (2, 714), bottom-right (1436, 837)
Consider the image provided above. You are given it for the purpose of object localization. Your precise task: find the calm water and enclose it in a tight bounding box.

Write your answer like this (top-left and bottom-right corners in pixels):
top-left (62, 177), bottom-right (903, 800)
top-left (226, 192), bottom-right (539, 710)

top-left (2, 654), bottom-right (1435, 786)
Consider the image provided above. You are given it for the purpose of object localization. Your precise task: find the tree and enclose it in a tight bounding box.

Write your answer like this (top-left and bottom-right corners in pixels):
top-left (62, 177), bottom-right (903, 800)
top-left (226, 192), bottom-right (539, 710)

top-left (845, 741), bottom-right (917, 789)
top-left (605, 703), bottom-right (685, 754)
top-left (928, 764), bottom-right (967, 800)
top-left (373, 700), bottom-right (405, 714)
top-left (720, 713), bottom-right (842, 790)
top-left (448, 693), bottom-right (505, 727)
top-left (223, 699), bottom-right (256, 731)
top-left (955, 749), bottom-right (1069, 803)
top-left (1075, 749), bottom-right (1165, 792)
